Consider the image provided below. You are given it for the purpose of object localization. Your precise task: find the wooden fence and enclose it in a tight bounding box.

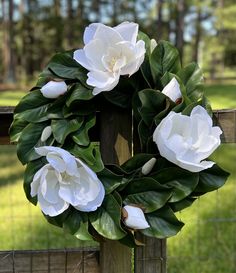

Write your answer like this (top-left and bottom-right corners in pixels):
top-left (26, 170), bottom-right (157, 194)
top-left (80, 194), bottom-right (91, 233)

top-left (0, 106), bottom-right (235, 273)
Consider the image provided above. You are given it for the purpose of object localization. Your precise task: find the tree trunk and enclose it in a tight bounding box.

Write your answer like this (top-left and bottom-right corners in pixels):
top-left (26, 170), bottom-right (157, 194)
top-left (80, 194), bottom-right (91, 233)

top-left (54, 0), bottom-right (63, 50)
top-left (175, 0), bottom-right (185, 63)
top-left (192, 7), bottom-right (202, 62)
top-left (66, 0), bottom-right (74, 48)
top-left (157, 0), bottom-right (164, 41)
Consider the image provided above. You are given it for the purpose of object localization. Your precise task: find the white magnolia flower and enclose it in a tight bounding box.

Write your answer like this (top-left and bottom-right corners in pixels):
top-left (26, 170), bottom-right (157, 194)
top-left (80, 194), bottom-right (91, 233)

top-left (162, 77), bottom-right (182, 102)
top-left (141, 157), bottom-right (157, 175)
top-left (40, 81), bottom-right (67, 99)
top-left (153, 106), bottom-right (222, 172)
top-left (123, 205), bottom-right (150, 230)
top-left (31, 146), bottom-right (105, 216)
top-left (73, 22), bottom-right (146, 95)
top-left (41, 126), bottom-right (52, 142)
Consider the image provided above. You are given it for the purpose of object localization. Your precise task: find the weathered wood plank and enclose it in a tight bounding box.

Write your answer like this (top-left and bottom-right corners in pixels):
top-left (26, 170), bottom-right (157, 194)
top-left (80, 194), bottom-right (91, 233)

top-left (0, 107), bottom-right (235, 145)
top-left (99, 107), bottom-right (132, 273)
top-left (0, 249), bottom-right (99, 273)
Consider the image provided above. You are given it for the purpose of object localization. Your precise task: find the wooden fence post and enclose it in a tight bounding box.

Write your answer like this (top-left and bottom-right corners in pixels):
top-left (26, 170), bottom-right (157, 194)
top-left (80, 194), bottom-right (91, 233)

top-left (99, 107), bottom-right (133, 273)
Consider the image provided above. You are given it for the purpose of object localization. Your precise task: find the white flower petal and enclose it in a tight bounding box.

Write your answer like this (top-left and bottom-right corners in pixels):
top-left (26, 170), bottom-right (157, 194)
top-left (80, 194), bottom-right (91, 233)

top-left (73, 49), bottom-right (93, 71)
top-left (83, 23), bottom-right (101, 44)
top-left (162, 78), bottom-right (182, 102)
top-left (41, 126), bottom-right (52, 142)
top-left (124, 205), bottom-right (150, 230)
top-left (40, 81), bottom-right (67, 99)
top-left (94, 24), bottom-right (123, 46)
top-left (114, 22), bottom-right (138, 44)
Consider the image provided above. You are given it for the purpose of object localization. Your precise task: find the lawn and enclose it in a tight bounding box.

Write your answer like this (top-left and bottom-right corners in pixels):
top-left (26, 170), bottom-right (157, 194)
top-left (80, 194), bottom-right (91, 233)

top-left (0, 84), bottom-right (235, 273)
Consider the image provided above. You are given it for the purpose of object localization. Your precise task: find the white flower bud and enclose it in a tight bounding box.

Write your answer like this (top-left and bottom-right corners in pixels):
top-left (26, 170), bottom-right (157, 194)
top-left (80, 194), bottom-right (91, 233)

top-left (162, 77), bottom-right (182, 103)
top-left (141, 157), bottom-right (157, 175)
top-left (41, 126), bottom-right (52, 142)
top-left (123, 205), bottom-right (150, 230)
top-left (150, 38), bottom-right (157, 53)
top-left (40, 81), bottom-right (67, 99)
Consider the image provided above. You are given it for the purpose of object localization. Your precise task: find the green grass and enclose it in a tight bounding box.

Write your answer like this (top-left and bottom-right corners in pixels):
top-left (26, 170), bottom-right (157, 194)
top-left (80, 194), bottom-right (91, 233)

top-left (0, 91), bottom-right (26, 106)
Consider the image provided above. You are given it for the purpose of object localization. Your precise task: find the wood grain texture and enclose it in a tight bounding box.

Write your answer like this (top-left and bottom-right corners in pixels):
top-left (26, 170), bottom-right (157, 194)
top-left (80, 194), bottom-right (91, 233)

top-left (0, 249), bottom-right (99, 273)
top-left (99, 108), bottom-right (132, 273)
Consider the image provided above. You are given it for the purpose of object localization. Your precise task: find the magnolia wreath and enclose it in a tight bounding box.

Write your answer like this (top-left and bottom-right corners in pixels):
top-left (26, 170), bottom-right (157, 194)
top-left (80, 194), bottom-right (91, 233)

top-left (10, 22), bottom-right (229, 247)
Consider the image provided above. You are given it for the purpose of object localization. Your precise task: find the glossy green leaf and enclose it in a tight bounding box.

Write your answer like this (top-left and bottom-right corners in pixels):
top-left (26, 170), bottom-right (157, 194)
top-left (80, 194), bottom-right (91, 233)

top-left (72, 114), bottom-right (96, 146)
top-left (51, 117), bottom-right (84, 144)
top-left (150, 41), bottom-right (181, 86)
top-left (141, 206), bottom-right (184, 238)
top-left (121, 153), bottom-right (155, 173)
top-left (45, 51), bottom-right (88, 84)
top-left (44, 209), bottom-right (71, 228)
top-left (70, 142), bottom-right (104, 172)
top-left (17, 122), bottom-right (47, 164)
top-left (24, 158), bottom-right (46, 205)
top-left (9, 118), bottom-right (29, 142)
top-left (14, 90), bottom-right (52, 122)
top-left (124, 190), bottom-right (171, 213)
top-left (138, 89), bottom-right (167, 126)
top-left (177, 62), bottom-right (204, 102)
top-left (90, 195), bottom-right (126, 240)
top-left (152, 167), bottom-right (199, 202)
top-left (194, 164), bottom-right (229, 194)
top-left (170, 197), bottom-right (197, 212)
top-left (97, 168), bottom-right (124, 194)
top-left (63, 210), bottom-right (93, 240)
top-left (66, 84), bottom-right (94, 106)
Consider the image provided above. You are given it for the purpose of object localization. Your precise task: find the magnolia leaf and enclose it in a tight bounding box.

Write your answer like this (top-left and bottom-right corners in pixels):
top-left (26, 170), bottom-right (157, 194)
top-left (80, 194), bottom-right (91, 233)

top-left (63, 210), bottom-right (93, 240)
top-left (121, 153), bottom-right (155, 173)
top-left (170, 197), bottom-right (197, 212)
top-left (177, 62), bottom-right (204, 102)
top-left (66, 84), bottom-right (94, 106)
top-left (14, 90), bottom-right (52, 123)
top-left (151, 167), bottom-right (199, 202)
top-left (138, 89), bottom-right (167, 126)
top-left (72, 114), bottom-right (96, 146)
top-left (45, 51), bottom-right (88, 85)
top-left (44, 209), bottom-right (71, 228)
top-left (17, 122), bottom-right (48, 164)
top-left (70, 142), bottom-right (104, 172)
top-left (141, 206), bottom-right (184, 238)
top-left (150, 41), bottom-right (181, 87)
top-left (124, 190), bottom-right (171, 213)
top-left (51, 117), bottom-right (84, 144)
top-left (9, 118), bottom-right (29, 142)
top-left (193, 164), bottom-right (229, 195)
top-left (24, 158), bottom-right (46, 205)
top-left (90, 195), bottom-right (126, 240)
top-left (97, 168), bottom-right (124, 195)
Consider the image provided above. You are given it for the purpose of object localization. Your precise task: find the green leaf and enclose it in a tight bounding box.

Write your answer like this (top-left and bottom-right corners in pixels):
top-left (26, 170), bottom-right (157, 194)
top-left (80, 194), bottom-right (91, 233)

top-left (150, 41), bottom-right (181, 87)
top-left (66, 84), bottom-right (94, 106)
top-left (24, 158), bottom-right (46, 205)
top-left (177, 62), bottom-right (204, 102)
top-left (17, 122), bottom-right (47, 164)
top-left (194, 164), bottom-right (229, 194)
top-left (138, 89), bottom-right (167, 126)
top-left (124, 190), bottom-right (171, 213)
top-left (90, 195), bottom-right (126, 240)
top-left (9, 118), bottom-right (29, 142)
top-left (14, 90), bottom-right (52, 123)
top-left (63, 210), bottom-right (93, 240)
top-left (152, 167), bottom-right (199, 202)
top-left (70, 142), bottom-right (104, 172)
top-left (170, 197), bottom-right (197, 212)
top-left (121, 153), bottom-right (155, 173)
top-left (45, 51), bottom-right (88, 84)
top-left (141, 206), bottom-right (184, 238)
top-left (97, 168), bottom-right (124, 195)
top-left (72, 114), bottom-right (96, 146)
top-left (44, 209), bottom-right (71, 228)
top-left (51, 117), bottom-right (84, 144)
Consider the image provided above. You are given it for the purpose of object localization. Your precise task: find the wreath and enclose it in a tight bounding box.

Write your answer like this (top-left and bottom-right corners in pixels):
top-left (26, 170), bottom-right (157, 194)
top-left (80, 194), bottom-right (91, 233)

top-left (10, 22), bottom-right (229, 247)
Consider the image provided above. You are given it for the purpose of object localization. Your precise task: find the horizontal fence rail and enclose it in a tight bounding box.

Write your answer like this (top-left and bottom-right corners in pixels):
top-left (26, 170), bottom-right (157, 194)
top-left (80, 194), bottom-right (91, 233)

top-left (0, 248), bottom-right (99, 273)
top-left (0, 107), bottom-right (236, 145)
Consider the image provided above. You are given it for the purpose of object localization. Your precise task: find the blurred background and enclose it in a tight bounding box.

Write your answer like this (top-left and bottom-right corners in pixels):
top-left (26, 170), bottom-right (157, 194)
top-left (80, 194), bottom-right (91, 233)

top-left (0, 1), bottom-right (235, 273)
